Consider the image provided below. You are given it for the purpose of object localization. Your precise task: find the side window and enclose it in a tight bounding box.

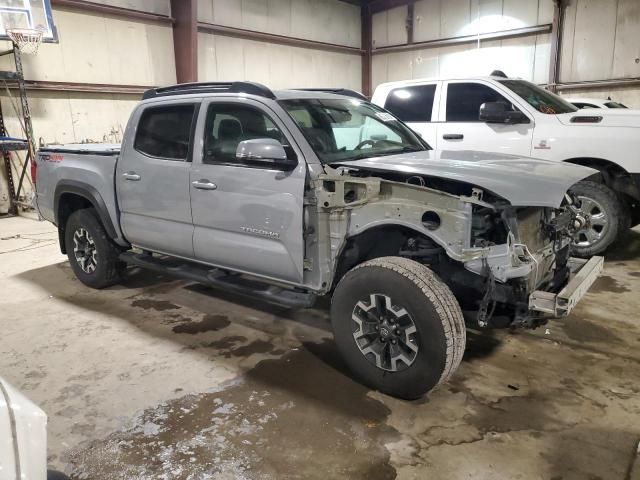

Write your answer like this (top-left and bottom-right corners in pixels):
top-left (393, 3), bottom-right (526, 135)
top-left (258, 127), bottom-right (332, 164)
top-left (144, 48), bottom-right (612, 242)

top-left (203, 103), bottom-right (286, 165)
top-left (134, 104), bottom-right (196, 160)
top-left (384, 84), bottom-right (436, 122)
top-left (446, 83), bottom-right (513, 122)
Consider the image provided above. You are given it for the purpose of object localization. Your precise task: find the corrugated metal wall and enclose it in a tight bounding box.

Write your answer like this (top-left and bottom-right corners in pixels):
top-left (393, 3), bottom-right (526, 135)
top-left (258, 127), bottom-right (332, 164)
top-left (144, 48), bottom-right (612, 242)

top-left (371, 0), bottom-right (554, 89)
top-left (197, 0), bottom-right (362, 89)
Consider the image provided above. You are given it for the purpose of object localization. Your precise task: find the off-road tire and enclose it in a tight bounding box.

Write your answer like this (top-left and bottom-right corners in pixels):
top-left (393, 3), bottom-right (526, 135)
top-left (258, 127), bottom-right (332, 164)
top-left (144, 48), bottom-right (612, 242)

top-left (570, 180), bottom-right (626, 257)
top-left (330, 256), bottom-right (466, 399)
top-left (64, 208), bottom-right (124, 289)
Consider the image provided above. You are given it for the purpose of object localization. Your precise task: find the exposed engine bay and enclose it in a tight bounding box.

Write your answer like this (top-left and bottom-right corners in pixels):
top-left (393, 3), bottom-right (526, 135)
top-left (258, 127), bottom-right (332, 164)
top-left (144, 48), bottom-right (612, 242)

top-left (311, 165), bottom-right (592, 330)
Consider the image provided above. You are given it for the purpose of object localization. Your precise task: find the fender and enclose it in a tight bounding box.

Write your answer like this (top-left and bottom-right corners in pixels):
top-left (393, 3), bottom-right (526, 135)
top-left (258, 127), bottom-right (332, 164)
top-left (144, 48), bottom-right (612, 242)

top-left (54, 180), bottom-right (119, 252)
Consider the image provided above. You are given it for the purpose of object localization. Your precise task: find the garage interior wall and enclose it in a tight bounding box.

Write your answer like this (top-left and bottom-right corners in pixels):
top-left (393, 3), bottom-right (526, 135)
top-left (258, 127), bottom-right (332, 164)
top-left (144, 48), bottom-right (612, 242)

top-left (0, 0), bottom-right (175, 212)
top-left (556, 0), bottom-right (640, 106)
top-left (371, 0), bottom-right (554, 89)
top-left (197, 0), bottom-right (362, 90)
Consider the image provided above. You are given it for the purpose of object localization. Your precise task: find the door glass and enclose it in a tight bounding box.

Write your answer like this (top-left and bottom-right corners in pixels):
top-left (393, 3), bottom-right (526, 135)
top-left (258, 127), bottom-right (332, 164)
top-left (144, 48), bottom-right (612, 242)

top-left (203, 104), bottom-right (286, 165)
top-left (134, 104), bottom-right (196, 160)
top-left (384, 84), bottom-right (436, 122)
top-left (446, 83), bottom-right (514, 122)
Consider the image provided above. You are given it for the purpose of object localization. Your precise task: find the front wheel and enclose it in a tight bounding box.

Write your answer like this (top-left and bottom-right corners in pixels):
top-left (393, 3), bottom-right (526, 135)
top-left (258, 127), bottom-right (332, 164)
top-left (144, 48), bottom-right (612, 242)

top-left (64, 208), bottom-right (124, 289)
top-left (570, 180), bottom-right (626, 257)
top-left (330, 257), bottom-right (466, 399)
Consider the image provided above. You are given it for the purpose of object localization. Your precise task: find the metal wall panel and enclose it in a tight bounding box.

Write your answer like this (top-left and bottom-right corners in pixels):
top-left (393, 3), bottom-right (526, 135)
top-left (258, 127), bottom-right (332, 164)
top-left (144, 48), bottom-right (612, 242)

top-left (0, 8), bottom-right (176, 86)
top-left (101, 0), bottom-right (171, 15)
top-left (198, 0), bottom-right (360, 48)
top-left (197, 33), bottom-right (361, 90)
top-left (372, 33), bottom-right (550, 89)
top-left (560, 0), bottom-right (639, 83)
top-left (612, 0), bottom-right (640, 78)
top-left (414, 0), bottom-right (441, 43)
top-left (412, 0), bottom-right (553, 43)
top-left (372, 5), bottom-right (408, 48)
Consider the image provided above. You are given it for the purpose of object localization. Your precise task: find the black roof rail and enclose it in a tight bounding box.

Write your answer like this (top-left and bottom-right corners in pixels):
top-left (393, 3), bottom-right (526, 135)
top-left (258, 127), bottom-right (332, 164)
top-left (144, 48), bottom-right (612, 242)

top-left (142, 81), bottom-right (276, 100)
top-left (292, 88), bottom-right (368, 101)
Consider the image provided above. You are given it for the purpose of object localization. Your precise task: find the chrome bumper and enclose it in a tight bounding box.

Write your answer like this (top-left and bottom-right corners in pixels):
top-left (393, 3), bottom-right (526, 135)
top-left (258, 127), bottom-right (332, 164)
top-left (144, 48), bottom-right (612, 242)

top-left (528, 256), bottom-right (604, 317)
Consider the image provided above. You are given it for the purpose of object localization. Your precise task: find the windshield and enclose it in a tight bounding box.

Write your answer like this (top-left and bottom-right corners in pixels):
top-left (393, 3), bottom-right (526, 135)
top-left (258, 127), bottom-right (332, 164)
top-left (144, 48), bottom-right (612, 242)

top-left (499, 79), bottom-right (578, 115)
top-left (279, 98), bottom-right (428, 163)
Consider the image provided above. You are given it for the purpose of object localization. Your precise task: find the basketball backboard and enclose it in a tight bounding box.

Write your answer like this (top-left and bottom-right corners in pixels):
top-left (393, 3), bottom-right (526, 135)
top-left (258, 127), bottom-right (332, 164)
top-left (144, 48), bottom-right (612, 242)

top-left (0, 0), bottom-right (57, 43)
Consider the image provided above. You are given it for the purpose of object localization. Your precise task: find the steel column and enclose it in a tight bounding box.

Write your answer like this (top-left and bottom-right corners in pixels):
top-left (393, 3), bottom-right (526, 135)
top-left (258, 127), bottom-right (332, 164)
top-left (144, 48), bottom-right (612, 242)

top-left (170, 0), bottom-right (198, 84)
top-left (361, 5), bottom-right (373, 97)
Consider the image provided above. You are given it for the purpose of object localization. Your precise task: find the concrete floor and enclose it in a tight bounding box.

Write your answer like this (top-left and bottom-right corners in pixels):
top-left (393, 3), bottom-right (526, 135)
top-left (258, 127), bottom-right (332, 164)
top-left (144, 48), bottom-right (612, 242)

top-left (1, 214), bottom-right (639, 480)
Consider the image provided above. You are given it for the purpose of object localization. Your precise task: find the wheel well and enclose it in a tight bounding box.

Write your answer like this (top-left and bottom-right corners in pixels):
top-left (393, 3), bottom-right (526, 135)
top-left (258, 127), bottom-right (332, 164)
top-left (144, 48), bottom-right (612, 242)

top-left (56, 193), bottom-right (94, 254)
top-left (332, 225), bottom-right (441, 289)
top-left (563, 157), bottom-right (640, 205)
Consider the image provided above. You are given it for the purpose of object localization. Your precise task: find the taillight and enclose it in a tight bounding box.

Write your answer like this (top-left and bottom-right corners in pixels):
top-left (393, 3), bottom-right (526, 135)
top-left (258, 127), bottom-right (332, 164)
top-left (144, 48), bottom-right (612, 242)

top-left (31, 156), bottom-right (37, 188)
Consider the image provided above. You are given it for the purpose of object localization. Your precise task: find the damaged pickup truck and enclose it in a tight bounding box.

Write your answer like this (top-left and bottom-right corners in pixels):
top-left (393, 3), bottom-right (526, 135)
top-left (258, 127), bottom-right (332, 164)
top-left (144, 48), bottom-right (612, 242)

top-left (34, 82), bottom-right (603, 399)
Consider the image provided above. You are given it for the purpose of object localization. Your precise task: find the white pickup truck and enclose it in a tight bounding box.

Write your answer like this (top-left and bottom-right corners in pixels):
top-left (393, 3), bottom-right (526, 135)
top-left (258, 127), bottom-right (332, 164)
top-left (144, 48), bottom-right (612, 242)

top-left (372, 76), bottom-right (640, 256)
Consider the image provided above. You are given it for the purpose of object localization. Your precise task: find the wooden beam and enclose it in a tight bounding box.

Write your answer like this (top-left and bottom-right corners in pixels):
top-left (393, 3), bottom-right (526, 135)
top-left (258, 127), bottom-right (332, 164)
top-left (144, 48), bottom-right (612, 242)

top-left (51, 0), bottom-right (174, 24)
top-left (170, 0), bottom-right (198, 83)
top-left (361, 4), bottom-right (372, 97)
top-left (198, 22), bottom-right (363, 56)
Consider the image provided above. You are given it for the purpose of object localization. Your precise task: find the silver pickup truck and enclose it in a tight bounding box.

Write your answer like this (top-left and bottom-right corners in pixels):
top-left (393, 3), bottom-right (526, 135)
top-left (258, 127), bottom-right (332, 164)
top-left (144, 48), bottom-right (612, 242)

top-left (34, 82), bottom-right (603, 399)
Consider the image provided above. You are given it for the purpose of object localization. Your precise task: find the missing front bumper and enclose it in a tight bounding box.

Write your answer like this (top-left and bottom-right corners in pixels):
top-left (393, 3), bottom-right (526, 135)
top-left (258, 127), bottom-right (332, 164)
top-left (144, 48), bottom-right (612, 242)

top-left (528, 256), bottom-right (604, 317)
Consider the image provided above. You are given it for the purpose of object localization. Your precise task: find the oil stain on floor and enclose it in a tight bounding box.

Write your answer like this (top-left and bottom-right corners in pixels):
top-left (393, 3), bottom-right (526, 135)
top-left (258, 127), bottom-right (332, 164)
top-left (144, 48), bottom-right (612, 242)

top-left (67, 341), bottom-right (398, 480)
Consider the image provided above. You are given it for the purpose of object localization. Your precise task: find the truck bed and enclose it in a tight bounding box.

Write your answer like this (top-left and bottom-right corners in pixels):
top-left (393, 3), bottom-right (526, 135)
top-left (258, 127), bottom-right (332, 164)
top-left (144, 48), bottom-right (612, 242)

top-left (35, 143), bottom-right (126, 245)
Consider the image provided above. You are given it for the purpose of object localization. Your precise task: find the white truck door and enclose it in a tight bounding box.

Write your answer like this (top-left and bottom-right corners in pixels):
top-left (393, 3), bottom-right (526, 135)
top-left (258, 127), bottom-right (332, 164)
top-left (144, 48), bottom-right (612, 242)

top-left (116, 101), bottom-right (198, 259)
top-left (380, 82), bottom-right (440, 149)
top-left (189, 99), bottom-right (306, 284)
top-left (438, 81), bottom-right (534, 156)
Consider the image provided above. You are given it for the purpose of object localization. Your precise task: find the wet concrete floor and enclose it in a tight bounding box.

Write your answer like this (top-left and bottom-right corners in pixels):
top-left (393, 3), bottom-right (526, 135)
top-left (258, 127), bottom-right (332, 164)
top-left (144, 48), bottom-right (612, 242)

top-left (1, 215), bottom-right (639, 479)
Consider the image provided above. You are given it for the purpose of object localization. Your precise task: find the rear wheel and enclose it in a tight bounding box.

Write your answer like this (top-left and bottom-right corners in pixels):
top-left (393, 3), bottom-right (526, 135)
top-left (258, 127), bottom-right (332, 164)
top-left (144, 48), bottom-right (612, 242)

top-left (330, 257), bottom-right (466, 399)
top-left (570, 180), bottom-right (625, 257)
top-left (64, 208), bottom-right (124, 289)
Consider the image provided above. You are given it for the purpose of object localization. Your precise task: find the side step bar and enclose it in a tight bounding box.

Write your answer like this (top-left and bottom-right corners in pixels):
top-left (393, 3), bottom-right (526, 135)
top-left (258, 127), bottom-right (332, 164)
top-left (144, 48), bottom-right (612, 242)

top-left (119, 252), bottom-right (317, 309)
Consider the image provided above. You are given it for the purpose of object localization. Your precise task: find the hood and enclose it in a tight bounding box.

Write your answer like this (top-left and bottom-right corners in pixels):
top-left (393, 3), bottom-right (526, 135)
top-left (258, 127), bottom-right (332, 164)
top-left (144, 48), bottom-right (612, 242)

top-left (557, 110), bottom-right (640, 128)
top-left (334, 150), bottom-right (596, 208)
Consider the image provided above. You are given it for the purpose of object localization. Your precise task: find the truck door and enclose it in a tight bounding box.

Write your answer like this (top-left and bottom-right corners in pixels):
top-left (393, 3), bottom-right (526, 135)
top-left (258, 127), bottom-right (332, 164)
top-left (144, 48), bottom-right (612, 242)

top-left (381, 82), bottom-right (439, 148)
top-left (116, 101), bottom-right (198, 258)
top-left (438, 81), bottom-right (533, 156)
top-left (189, 99), bottom-right (306, 284)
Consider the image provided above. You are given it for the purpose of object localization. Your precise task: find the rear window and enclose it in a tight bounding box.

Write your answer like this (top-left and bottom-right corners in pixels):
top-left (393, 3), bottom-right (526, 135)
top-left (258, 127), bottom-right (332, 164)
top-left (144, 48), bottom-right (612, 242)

top-left (384, 84), bottom-right (436, 122)
top-left (134, 104), bottom-right (196, 160)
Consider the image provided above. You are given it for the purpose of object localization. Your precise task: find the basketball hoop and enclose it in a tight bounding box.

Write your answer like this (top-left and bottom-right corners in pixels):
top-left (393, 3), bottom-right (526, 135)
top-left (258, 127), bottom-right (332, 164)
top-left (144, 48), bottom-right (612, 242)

top-left (6, 28), bottom-right (43, 55)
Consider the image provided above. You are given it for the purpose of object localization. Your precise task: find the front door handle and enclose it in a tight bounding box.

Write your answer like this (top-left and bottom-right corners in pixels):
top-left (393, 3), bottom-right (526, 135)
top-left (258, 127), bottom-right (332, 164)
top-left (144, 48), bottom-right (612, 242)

top-left (122, 171), bottom-right (141, 181)
top-left (192, 179), bottom-right (217, 190)
top-left (443, 133), bottom-right (464, 140)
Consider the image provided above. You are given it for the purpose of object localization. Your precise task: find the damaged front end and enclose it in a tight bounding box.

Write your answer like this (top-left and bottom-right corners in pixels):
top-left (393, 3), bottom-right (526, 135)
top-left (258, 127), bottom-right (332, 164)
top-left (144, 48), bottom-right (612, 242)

top-left (454, 194), bottom-right (603, 328)
top-left (312, 165), bottom-right (602, 331)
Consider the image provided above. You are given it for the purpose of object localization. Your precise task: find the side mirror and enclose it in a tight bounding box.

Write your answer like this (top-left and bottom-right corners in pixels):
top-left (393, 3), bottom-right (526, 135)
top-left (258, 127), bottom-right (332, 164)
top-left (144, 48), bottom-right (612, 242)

top-left (236, 138), bottom-right (297, 170)
top-left (479, 102), bottom-right (529, 124)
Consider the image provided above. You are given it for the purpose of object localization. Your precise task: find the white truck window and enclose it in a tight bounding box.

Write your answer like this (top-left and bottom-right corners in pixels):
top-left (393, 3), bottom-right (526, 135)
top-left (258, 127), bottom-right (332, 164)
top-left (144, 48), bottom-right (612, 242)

top-left (384, 85), bottom-right (436, 123)
top-left (446, 83), bottom-right (511, 122)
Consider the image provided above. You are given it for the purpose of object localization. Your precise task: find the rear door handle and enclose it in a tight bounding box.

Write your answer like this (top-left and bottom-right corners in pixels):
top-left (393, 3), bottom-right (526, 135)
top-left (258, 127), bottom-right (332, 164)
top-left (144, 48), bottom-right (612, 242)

top-left (122, 171), bottom-right (141, 181)
top-left (192, 179), bottom-right (217, 190)
top-left (443, 134), bottom-right (464, 140)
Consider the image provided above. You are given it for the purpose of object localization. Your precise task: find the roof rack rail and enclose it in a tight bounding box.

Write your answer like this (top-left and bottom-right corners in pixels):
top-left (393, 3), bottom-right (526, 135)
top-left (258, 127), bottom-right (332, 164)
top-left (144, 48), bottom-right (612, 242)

top-left (292, 88), bottom-right (368, 101)
top-left (142, 81), bottom-right (276, 100)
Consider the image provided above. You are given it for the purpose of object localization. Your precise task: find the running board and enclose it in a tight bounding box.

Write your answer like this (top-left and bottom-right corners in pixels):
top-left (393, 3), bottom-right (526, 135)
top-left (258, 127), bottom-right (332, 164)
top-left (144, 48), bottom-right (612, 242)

top-left (119, 252), bottom-right (317, 309)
